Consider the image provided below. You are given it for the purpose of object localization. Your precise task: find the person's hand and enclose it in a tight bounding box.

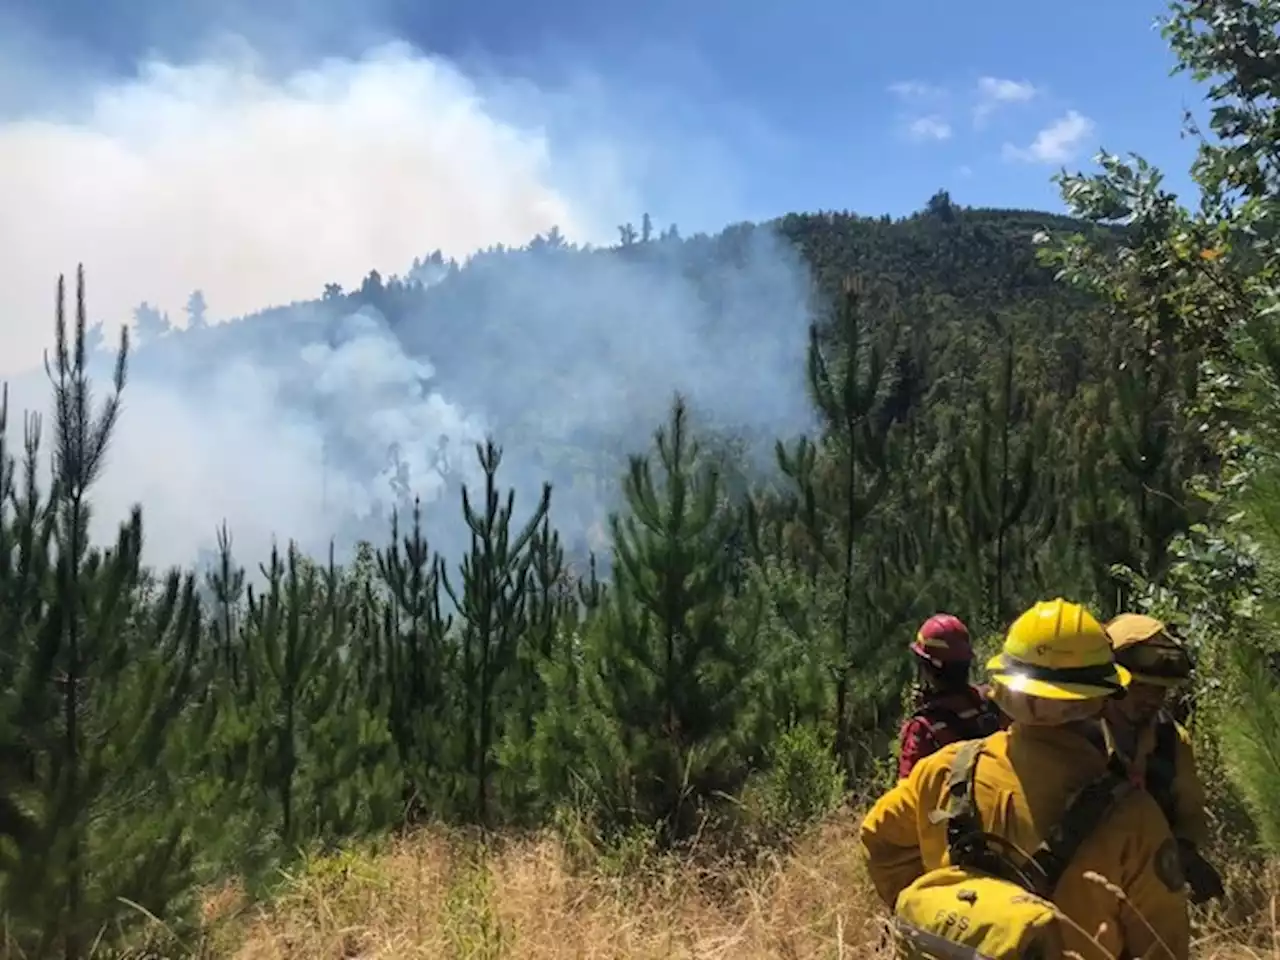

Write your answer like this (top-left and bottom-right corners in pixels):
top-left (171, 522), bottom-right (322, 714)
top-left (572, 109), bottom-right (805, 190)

top-left (1178, 840), bottom-right (1224, 904)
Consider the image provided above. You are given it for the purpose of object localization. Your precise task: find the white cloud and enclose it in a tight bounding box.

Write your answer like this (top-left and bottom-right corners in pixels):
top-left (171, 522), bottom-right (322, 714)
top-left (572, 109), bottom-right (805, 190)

top-left (889, 79), bottom-right (947, 101)
top-left (907, 115), bottom-right (953, 142)
top-left (890, 82), bottom-right (953, 143)
top-left (978, 76), bottom-right (1038, 104)
top-left (1002, 110), bottom-right (1095, 164)
top-left (973, 76), bottom-right (1038, 125)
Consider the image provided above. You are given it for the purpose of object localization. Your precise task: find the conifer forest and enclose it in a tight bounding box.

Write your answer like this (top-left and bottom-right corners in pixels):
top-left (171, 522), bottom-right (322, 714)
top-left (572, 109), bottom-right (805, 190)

top-left (6, 1), bottom-right (1280, 956)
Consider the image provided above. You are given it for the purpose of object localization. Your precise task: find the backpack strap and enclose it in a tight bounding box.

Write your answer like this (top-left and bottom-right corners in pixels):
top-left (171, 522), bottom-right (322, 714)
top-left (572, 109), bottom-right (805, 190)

top-left (1145, 719), bottom-right (1179, 828)
top-left (929, 738), bottom-right (985, 826)
top-left (929, 738), bottom-right (1005, 869)
top-left (913, 705), bottom-right (959, 746)
top-left (929, 735), bottom-right (1134, 899)
top-left (1024, 770), bottom-right (1133, 897)
top-left (916, 698), bottom-right (1001, 743)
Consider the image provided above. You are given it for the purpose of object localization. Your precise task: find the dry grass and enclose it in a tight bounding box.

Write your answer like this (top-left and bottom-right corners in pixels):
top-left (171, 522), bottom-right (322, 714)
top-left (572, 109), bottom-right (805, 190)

top-left (178, 810), bottom-right (1280, 960)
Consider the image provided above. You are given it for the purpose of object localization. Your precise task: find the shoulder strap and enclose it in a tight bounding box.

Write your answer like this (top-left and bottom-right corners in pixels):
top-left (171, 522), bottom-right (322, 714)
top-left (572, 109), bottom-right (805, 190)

top-left (914, 703), bottom-right (958, 733)
top-left (945, 737), bottom-right (985, 818)
top-left (929, 738), bottom-right (994, 864)
top-left (1154, 718), bottom-right (1178, 756)
top-left (1024, 771), bottom-right (1133, 897)
top-left (916, 698), bottom-right (998, 741)
top-left (929, 735), bottom-right (1133, 899)
top-left (1146, 720), bottom-right (1179, 826)
top-left (929, 738), bottom-right (984, 814)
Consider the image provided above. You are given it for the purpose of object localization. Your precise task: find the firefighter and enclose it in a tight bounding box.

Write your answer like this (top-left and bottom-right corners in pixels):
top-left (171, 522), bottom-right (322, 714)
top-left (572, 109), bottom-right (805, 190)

top-left (1102, 612), bottom-right (1224, 904)
top-left (896, 613), bottom-right (1003, 780)
top-left (862, 598), bottom-right (1190, 960)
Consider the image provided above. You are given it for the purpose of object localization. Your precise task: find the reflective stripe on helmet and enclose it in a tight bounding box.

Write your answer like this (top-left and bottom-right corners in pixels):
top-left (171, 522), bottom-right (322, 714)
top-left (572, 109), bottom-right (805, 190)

top-left (991, 657), bottom-right (1126, 692)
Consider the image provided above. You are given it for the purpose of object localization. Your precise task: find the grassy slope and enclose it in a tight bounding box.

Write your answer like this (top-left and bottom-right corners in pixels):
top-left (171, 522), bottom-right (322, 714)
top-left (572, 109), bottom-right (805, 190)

top-left (177, 812), bottom-right (1276, 959)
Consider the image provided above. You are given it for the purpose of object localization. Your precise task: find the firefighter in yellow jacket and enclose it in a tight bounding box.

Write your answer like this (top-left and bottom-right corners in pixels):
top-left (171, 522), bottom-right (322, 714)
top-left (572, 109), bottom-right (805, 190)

top-left (1102, 613), bottom-right (1223, 904)
top-left (861, 598), bottom-right (1190, 960)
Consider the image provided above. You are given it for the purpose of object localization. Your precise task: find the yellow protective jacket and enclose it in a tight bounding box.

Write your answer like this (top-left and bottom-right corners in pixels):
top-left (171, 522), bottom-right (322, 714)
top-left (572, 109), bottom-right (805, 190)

top-left (860, 724), bottom-right (1190, 960)
top-left (1102, 713), bottom-right (1210, 850)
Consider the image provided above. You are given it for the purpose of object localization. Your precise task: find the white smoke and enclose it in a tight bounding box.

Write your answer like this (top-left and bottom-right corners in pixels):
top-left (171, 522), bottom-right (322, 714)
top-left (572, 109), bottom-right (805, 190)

top-left (0, 41), bottom-right (633, 371)
top-left (0, 21), bottom-right (814, 571)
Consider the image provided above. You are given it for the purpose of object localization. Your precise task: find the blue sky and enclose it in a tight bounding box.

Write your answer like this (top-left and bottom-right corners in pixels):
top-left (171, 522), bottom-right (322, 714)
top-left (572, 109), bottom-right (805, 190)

top-left (1, 0), bottom-right (1204, 229)
top-left (415, 0), bottom-right (1207, 223)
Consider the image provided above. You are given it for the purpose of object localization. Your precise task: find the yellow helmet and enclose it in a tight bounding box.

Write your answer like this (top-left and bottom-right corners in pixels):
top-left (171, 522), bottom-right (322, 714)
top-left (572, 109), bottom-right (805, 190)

top-left (1105, 613), bottom-right (1192, 687)
top-left (986, 598), bottom-right (1130, 701)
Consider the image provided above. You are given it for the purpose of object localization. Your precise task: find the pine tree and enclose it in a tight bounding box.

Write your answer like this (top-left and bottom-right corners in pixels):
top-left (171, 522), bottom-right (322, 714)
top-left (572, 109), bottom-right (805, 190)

top-left (769, 278), bottom-right (901, 777)
top-left (375, 499), bottom-right (453, 816)
top-left (1108, 325), bottom-right (1199, 588)
top-left (444, 440), bottom-right (551, 826)
top-left (185, 290), bottom-right (208, 329)
top-left (576, 394), bottom-right (763, 844)
top-left (214, 542), bottom-right (399, 854)
top-left (204, 521), bottom-right (246, 686)
top-left (524, 545), bottom-right (607, 811)
top-left (1071, 380), bottom-right (1135, 612)
top-left (496, 515), bottom-right (576, 820)
top-left (0, 268), bottom-right (203, 956)
top-left (132, 301), bottom-right (170, 343)
top-left (953, 320), bottom-right (1054, 627)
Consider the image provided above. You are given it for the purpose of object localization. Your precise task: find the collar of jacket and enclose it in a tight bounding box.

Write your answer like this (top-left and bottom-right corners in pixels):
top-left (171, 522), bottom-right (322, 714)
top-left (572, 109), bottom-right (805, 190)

top-left (1101, 711), bottom-right (1171, 780)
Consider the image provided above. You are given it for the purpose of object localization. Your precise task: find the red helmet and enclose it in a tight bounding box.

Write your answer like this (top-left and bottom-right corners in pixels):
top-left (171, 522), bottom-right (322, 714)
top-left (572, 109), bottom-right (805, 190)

top-left (910, 613), bottom-right (973, 667)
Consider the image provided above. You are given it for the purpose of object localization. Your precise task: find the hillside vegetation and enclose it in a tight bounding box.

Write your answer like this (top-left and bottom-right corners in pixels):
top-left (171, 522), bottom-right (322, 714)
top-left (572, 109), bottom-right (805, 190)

top-left (5, 1), bottom-right (1280, 958)
top-left (101, 187), bottom-right (1116, 568)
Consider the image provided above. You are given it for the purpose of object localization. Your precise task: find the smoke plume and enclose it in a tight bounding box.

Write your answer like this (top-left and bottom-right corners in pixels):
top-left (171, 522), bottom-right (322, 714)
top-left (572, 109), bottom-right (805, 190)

top-left (0, 12), bottom-right (815, 571)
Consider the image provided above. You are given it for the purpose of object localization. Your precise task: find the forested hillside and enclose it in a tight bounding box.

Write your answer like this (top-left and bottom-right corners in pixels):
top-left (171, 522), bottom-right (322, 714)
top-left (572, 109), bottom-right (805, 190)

top-left (62, 192), bottom-right (1115, 573)
top-left (5, 0), bottom-right (1280, 956)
